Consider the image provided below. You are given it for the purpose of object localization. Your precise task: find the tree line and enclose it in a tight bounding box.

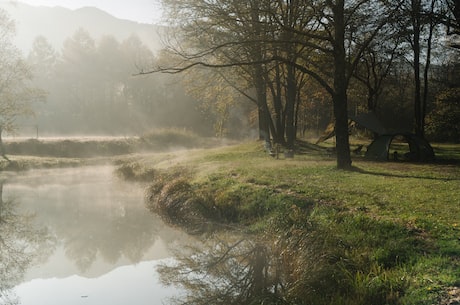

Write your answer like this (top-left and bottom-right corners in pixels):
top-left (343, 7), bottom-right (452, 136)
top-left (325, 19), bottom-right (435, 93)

top-left (0, 2), bottom-right (459, 167)
top-left (150, 0), bottom-right (460, 169)
top-left (26, 29), bottom-right (212, 136)
top-left (0, 9), bottom-right (215, 144)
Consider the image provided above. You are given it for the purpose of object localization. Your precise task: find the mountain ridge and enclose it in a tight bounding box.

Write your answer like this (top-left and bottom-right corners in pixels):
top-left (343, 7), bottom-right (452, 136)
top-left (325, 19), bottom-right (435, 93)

top-left (0, 1), bottom-right (163, 53)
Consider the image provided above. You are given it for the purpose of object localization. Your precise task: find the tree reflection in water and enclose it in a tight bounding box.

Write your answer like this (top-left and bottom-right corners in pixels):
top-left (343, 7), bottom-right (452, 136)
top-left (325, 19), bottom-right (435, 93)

top-left (5, 166), bottom-right (170, 275)
top-left (0, 180), bottom-right (56, 305)
top-left (62, 204), bottom-right (162, 272)
top-left (157, 232), bottom-right (284, 305)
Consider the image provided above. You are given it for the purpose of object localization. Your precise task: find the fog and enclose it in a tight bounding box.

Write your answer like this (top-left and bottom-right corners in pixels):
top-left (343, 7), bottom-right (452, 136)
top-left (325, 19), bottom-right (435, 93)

top-left (1, 166), bottom-right (190, 305)
top-left (0, 2), bottom-right (241, 139)
top-left (0, 2), bottom-right (163, 52)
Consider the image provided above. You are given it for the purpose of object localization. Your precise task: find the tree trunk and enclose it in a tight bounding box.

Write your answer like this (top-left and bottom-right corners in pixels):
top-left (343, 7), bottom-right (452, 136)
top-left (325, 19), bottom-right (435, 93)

top-left (333, 0), bottom-right (352, 169)
top-left (250, 0), bottom-right (271, 143)
top-left (367, 87), bottom-right (377, 111)
top-left (422, 0), bottom-right (436, 138)
top-left (256, 77), bottom-right (270, 142)
top-left (255, 65), bottom-right (277, 145)
top-left (285, 63), bottom-right (296, 148)
top-left (270, 60), bottom-right (285, 144)
top-left (412, 0), bottom-right (423, 137)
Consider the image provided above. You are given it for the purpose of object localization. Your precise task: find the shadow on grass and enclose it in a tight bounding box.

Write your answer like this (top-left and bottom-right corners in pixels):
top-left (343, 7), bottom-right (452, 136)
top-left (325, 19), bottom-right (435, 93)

top-left (350, 165), bottom-right (460, 181)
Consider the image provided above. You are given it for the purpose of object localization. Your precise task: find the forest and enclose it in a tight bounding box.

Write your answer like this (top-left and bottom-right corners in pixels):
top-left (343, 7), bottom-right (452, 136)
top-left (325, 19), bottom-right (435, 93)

top-left (24, 31), bottom-right (213, 136)
top-left (150, 0), bottom-right (460, 169)
top-left (0, 1), bottom-right (459, 160)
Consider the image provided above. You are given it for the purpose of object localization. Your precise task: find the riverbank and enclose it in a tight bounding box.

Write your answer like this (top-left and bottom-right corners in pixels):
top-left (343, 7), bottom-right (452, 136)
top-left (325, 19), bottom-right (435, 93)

top-left (2, 129), bottom-right (228, 158)
top-left (1, 136), bottom-right (459, 304)
top-left (116, 140), bottom-right (459, 305)
top-left (0, 129), bottom-right (229, 170)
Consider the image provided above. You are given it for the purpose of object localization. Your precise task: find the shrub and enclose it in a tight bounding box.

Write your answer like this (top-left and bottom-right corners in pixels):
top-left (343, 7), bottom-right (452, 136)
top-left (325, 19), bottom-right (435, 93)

top-left (115, 162), bottom-right (156, 181)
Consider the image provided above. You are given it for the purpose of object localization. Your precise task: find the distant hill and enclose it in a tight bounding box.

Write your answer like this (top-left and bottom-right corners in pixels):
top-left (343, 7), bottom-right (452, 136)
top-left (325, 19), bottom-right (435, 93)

top-left (0, 1), bottom-right (163, 53)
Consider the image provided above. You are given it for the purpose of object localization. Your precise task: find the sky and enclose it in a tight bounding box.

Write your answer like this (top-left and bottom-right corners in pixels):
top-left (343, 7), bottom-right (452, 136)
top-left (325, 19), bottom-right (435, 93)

top-left (14, 0), bottom-right (162, 23)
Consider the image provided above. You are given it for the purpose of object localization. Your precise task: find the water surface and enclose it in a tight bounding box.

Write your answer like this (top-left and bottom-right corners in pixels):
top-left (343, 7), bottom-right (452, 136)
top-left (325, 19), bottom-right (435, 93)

top-left (0, 166), bottom-right (186, 305)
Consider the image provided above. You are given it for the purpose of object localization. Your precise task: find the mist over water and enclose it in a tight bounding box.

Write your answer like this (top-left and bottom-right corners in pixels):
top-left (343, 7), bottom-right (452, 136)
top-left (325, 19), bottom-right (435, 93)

top-left (0, 166), bottom-right (187, 305)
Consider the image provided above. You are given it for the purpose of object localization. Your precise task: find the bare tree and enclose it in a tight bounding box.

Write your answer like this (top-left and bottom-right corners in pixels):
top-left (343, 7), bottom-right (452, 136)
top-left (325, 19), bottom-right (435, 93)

top-left (396, 0), bottom-right (446, 137)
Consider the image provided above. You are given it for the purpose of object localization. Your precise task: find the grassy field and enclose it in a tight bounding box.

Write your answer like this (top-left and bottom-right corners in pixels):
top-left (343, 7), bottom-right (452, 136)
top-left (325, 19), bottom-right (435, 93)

top-left (116, 139), bottom-right (460, 305)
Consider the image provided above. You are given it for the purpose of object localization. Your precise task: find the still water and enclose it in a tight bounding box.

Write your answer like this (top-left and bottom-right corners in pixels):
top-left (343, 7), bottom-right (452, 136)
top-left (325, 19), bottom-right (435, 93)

top-left (0, 166), bottom-right (188, 305)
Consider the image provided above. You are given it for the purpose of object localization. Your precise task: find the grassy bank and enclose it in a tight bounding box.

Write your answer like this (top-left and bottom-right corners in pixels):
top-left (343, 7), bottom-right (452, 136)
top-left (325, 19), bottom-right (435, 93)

top-left (0, 129), bottom-right (227, 170)
top-left (116, 140), bottom-right (460, 305)
top-left (2, 129), bottom-right (226, 159)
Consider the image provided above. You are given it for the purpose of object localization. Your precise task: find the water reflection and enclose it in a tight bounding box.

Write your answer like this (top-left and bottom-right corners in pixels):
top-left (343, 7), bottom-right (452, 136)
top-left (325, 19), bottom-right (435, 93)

top-left (15, 260), bottom-right (180, 305)
top-left (157, 232), bottom-right (280, 305)
top-left (0, 166), bottom-right (189, 305)
top-left (0, 180), bottom-right (55, 305)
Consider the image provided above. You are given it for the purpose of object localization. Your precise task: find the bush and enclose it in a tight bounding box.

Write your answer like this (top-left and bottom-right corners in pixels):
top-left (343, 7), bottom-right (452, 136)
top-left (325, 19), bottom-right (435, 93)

top-left (115, 162), bottom-right (156, 181)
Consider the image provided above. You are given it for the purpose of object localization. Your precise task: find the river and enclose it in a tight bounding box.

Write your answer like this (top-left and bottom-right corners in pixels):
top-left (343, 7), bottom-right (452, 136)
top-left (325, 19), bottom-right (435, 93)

top-left (0, 166), bottom-right (188, 305)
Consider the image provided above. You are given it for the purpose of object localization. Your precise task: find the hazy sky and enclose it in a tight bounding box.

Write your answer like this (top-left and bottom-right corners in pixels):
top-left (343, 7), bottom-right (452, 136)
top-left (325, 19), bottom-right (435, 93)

top-left (16, 0), bottom-right (162, 23)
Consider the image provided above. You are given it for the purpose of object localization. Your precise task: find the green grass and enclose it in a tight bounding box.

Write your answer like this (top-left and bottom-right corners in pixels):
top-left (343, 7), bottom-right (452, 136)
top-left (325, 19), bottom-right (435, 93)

top-left (119, 139), bottom-right (459, 304)
top-left (432, 142), bottom-right (460, 158)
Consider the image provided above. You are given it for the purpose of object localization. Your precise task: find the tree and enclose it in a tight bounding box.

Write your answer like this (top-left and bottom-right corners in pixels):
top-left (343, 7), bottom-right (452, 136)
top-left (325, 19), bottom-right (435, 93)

top-left (155, 0), bottom-right (277, 145)
top-left (28, 35), bottom-right (58, 82)
top-left (0, 9), bottom-right (44, 159)
top-left (55, 28), bottom-right (98, 132)
top-left (153, 0), bottom-right (403, 169)
top-left (426, 88), bottom-right (460, 142)
top-left (270, 0), bottom-right (402, 168)
top-left (297, 79), bottom-right (332, 137)
top-left (180, 67), bottom-right (242, 137)
top-left (351, 36), bottom-right (402, 113)
top-left (445, 0), bottom-right (460, 48)
top-left (27, 36), bottom-right (58, 134)
top-left (397, 0), bottom-right (446, 137)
